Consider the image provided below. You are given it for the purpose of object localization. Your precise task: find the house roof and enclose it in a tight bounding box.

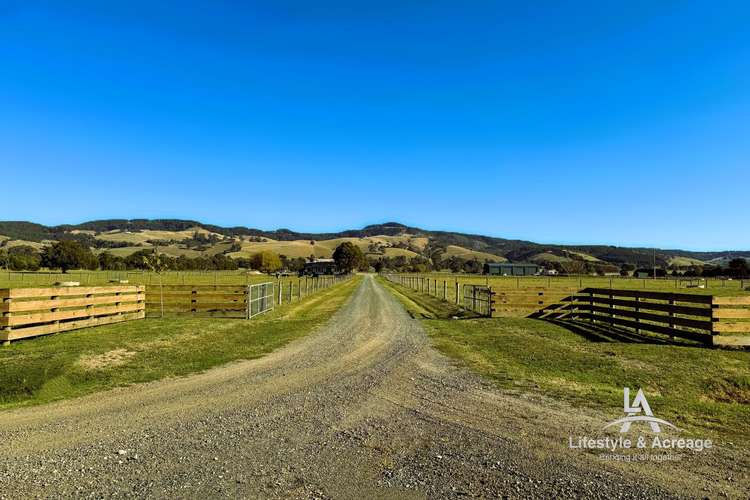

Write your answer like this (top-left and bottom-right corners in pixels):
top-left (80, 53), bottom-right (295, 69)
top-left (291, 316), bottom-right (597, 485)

top-left (305, 258), bottom-right (335, 264)
top-left (485, 262), bottom-right (538, 267)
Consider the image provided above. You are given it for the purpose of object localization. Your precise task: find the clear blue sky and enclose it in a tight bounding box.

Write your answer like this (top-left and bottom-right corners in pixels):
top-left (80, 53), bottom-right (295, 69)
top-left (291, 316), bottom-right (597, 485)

top-left (2, 1), bottom-right (749, 250)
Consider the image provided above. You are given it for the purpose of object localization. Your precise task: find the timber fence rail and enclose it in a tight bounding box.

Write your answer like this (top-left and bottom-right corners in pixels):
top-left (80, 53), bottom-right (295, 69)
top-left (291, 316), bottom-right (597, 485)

top-left (383, 274), bottom-right (493, 316)
top-left (1, 275), bottom-right (353, 344)
top-left (539, 288), bottom-right (750, 347)
top-left (383, 274), bottom-right (574, 317)
top-left (145, 274), bottom-right (353, 318)
top-left (710, 295), bottom-right (750, 347)
top-left (382, 275), bottom-right (750, 347)
top-left (0, 285), bottom-right (145, 344)
top-left (145, 284), bottom-right (249, 318)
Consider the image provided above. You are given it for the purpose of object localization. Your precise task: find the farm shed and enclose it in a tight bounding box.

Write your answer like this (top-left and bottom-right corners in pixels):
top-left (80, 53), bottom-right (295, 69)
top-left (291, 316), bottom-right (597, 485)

top-left (302, 258), bottom-right (337, 276)
top-left (483, 262), bottom-right (540, 276)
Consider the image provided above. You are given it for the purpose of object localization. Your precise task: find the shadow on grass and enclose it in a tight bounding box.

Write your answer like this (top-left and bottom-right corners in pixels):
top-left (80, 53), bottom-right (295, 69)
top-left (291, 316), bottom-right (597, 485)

top-left (541, 318), bottom-right (704, 347)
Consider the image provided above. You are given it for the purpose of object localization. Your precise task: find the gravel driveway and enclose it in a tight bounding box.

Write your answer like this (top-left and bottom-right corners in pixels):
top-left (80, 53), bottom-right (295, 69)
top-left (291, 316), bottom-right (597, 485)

top-left (0, 275), bottom-right (744, 498)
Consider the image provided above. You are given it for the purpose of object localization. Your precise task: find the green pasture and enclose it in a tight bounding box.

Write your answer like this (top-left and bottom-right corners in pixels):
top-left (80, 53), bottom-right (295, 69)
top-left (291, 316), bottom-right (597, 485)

top-left (378, 277), bottom-right (750, 444)
top-left (0, 269), bottom-right (299, 289)
top-left (0, 276), bottom-right (361, 409)
top-left (391, 272), bottom-right (750, 297)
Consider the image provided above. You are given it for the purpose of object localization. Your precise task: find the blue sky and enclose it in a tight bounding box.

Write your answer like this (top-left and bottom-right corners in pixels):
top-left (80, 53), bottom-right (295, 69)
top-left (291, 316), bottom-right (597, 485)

top-left (2, 1), bottom-right (749, 250)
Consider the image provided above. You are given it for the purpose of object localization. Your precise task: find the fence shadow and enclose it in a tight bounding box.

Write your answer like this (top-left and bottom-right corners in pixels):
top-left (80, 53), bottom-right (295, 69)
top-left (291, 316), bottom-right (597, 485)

top-left (527, 297), bottom-right (706, 347)
top-left (544, 318), bottom-right (704, 346)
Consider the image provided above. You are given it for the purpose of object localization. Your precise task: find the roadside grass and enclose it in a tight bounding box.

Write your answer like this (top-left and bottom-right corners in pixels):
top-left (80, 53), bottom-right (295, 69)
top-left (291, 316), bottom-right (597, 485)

top-left (379, 278), bottom-right (750, 443)
top-left (378, 278), bottom-right (476, 319)
top-left (0, 276), bottom-right (361, 410)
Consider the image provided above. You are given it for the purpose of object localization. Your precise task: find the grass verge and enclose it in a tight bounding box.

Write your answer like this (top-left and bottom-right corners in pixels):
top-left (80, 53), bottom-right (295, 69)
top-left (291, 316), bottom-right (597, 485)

top-left (0, 276), bottom-right (361, 410)
top-left (378, 277), bottom-right (750, 443)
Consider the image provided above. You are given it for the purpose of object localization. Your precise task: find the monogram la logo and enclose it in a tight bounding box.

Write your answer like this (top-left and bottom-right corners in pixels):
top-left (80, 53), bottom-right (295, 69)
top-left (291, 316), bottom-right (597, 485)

top-left (603, 388), bottom-right (678, 433)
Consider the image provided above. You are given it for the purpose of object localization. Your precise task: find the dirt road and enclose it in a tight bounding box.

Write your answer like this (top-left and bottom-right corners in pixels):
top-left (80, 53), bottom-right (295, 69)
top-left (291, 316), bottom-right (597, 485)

top-left (0, 276), bottom-right (743, 498)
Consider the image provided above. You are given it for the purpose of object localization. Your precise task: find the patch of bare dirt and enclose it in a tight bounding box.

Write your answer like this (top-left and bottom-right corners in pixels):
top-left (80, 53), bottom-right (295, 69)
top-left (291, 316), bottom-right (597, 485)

top-left (0, 276), bottom-right (746, 498)
top-left (77, 349), bottom-right (136, 370)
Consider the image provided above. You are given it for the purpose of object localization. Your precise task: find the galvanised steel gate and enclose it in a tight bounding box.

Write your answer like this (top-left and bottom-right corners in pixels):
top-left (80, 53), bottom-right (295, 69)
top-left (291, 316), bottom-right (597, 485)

top-left (247, 282), bottom-right (274, 318)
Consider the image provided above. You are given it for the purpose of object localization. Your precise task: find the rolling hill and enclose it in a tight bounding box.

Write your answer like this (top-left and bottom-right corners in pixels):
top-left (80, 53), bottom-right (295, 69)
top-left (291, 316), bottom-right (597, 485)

top-left (1, 219), bottom-right (749, 268)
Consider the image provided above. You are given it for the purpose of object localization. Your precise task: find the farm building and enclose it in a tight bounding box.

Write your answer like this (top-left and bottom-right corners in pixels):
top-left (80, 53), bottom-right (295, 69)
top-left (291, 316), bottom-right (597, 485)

top-left (483, 262), bottom-right (540, 276)
top-left (302, 258), bottom-right (337, 276)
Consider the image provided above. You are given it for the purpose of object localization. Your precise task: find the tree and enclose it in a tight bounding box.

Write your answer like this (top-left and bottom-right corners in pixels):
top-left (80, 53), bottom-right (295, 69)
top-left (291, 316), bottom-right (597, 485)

top-left (372, 259), bottom-right (385, 273)
top-left (463, 258), bottom-right (482, 274)
top-left (6, 246), bottom-right (42, 271)
top-left (250, 251), bottom-right (282, 273)
top-left (41, 240), bottom-right (97, 272)
top-left (333, 242), bottom-right (366, 273)
top-left (143, 248), bottom-right (168, 318)
top-left (728, 258), bottom-right (749, 277)
top-left (98, 251), bottom-right (125, 271)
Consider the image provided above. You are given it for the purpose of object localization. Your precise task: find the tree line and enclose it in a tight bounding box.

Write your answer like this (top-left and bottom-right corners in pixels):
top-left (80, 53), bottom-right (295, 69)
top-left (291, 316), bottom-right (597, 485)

top-left (2, 240), bottom-right (748, 278)
top-left (0, 240), bottom-right (372, 274)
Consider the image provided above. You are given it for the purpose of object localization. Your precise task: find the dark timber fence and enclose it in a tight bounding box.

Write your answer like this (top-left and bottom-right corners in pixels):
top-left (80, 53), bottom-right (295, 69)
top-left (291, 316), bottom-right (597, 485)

top-left (383, 274), bottom-right (750, 347)
top-left (557, 288), bottom-right (750, 347)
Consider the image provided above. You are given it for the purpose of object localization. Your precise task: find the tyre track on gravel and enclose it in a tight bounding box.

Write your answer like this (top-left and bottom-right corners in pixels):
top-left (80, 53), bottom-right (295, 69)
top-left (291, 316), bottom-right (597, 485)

top-left (0, 275), bottom-right (741, 498)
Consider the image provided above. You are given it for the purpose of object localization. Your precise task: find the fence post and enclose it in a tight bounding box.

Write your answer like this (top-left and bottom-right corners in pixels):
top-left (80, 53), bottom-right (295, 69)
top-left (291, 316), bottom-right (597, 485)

top-left (634, 295), bottom-right (640, 334)
top-left (246, 285), bottom-right (251, 320)
top-left (278, 281), bottom-right (283, 305)
top-left (2, 296), bottom-right (12, 345)
top-left (472, 286), bottom-right (477, 312)
top-left (455, 281), bottom-right (460, 305)
top-left (589, 291), bottom-right (594, 323)
top-left (443, 280), bottom-right (447, 301)
top-left (669, 298), bottom-right (675, 340)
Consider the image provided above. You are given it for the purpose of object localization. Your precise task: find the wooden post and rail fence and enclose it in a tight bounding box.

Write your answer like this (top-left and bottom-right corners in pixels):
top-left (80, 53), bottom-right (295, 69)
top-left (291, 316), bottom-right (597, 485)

top-left (383, 274), bottom-right (750, 347)
top-left (0, 285), bottom-right (146, 345)
top-left (1, 274), bottom-right (352, 345)
top-left (144, 275), bottom-right (348, 318)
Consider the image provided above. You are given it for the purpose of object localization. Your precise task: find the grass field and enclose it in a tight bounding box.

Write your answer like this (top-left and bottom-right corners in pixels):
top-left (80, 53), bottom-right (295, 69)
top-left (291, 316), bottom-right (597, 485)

top-left (390, 272), bottom-right (750, 298)
top-left (0, 269), bottom-right (301, 288)
top-left (378, 277), bottom-right (750, 444)
top-left (0, 276), bottom-right (361, 409)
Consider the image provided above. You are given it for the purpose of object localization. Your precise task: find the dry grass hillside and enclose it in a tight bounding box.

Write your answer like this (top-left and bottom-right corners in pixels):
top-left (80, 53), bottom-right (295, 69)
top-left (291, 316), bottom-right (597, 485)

top-left (228, 235), bottom-right (425, 259)
top-left (442, 245), bottom-right (507, 262)
top-left (95, 227), bottom-right (224, 245)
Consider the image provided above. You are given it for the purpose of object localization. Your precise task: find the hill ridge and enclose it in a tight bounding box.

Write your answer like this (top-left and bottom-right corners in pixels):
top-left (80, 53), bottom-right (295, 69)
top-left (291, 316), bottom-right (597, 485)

top-left (1, 219), bottom-right (749, 268)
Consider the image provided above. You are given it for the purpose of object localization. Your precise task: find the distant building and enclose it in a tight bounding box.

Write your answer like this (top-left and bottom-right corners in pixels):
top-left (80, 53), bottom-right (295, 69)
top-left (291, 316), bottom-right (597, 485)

top-left (635, 268), bottom-right (667, 279)
top-left (483, 262), bottom-right (540, 276)
top-left (302, 258), bottom-right (337, 276)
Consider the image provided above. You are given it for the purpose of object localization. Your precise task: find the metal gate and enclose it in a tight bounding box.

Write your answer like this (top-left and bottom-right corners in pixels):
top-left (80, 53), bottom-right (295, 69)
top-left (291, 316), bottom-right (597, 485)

top-left (462, 284), bottom-right (494, 317)
top-left (247, 282), bottom-right (274, 318)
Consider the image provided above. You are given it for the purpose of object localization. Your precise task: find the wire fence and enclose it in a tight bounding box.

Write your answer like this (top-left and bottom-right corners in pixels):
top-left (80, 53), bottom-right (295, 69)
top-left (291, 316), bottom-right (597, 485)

top-left (385, 273), bottom-right (750, 297)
